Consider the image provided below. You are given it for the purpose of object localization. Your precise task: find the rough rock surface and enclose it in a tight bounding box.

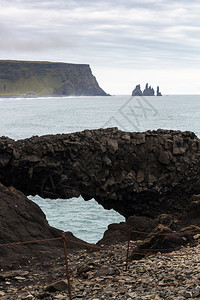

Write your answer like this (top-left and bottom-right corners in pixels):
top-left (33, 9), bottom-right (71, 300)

top-left (97, 207), bottom-right (200, 254)
top-left (143, 83), bottom-right (155, 96)
top-left (0, 60), bottom-right (108, 96)
top-left (131, 84), bottom-right (143, 96)
top-left (157, 86), bottom-right (162, 96)
top-left (0, 128), bottom-right (200, 219)
top-left (0, 183), bottom-right (90, 268)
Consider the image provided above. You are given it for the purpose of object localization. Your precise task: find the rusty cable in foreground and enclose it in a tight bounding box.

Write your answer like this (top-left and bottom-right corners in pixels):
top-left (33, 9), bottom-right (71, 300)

top-left (62, 232), bottom-right (73, 300)
top-left (0, 237), bottom-right (62, 247)
top-left (126, 229), bottom-right (131, 271)
top-left (129, 229), bottom-right (199, 236)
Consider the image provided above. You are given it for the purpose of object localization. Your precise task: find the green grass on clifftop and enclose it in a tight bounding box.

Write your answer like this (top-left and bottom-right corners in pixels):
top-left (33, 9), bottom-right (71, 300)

top-left (0, 60), bottom-right (108, 96)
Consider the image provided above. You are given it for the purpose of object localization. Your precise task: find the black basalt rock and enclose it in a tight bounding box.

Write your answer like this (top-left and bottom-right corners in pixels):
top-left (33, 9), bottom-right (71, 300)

top-left (157, 86), bottom-right (162, 96)
top-left (0, 128), bottom-right (199, 220)
top-left (132, 83), bottom-right (162, 96)
top-left (143, 83), bottom-right (155, 96)
top-left (131, 84), bottom-right (143, 96)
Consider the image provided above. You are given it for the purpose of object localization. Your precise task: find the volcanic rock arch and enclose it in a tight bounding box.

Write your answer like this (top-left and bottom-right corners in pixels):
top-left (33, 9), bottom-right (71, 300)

top-left (0, 128), bottom-right (200, 219)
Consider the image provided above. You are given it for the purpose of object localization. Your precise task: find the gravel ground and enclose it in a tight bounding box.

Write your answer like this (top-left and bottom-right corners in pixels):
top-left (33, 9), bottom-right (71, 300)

top-left (0, 242), bottom-right (200, 300)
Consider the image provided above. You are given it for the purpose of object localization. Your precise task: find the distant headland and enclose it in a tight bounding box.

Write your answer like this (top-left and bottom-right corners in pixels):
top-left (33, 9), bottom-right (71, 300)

top-left (132, 83), bottom-right (162, 96)
top-left (0, 60), bottom-right (108, 97)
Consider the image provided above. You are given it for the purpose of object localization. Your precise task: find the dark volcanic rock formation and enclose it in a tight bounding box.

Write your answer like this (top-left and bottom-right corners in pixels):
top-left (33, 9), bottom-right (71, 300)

top-left (143, 83), bottom-right (155, 96)
top-left (0, 60), bottom-right (108, 96)
top-left (0, 183), bottom-right (89, 268)
top-left (97, 208), bottom-right (200, 248)
top-left (131, 84), bottom-right (143, 96)
top-left (132, 83), bottom-right (162, 96)
top-left (156, 86), bottom-right (162, 96)
top-left (0, 128), bottom-right (200, 220)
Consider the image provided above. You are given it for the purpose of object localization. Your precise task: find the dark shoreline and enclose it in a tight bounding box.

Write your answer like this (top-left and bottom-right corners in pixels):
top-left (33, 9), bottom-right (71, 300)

top-left (0, 94), bottom-right (111, 99)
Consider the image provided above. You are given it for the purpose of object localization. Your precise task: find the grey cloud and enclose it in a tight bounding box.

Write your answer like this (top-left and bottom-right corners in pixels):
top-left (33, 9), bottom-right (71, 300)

top-left (0, 36), bottom-right (76, 52)
top-left (0, 22), bottom-right (77, 52)
top-left (0, 22), bottom-right (10, 36)
top-left (0, 0), bottom-right (199, 70)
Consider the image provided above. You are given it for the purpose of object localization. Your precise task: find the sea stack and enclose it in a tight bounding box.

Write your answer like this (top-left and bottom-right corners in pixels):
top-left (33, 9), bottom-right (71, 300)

top-left (156, 86), bottom-right (162, 96)
top-left (132, 83), bottom-right (162, 96)
top-left (143, 83), bottom-right (155, 96)
top-left (131, 84), bottom-right (143, 96)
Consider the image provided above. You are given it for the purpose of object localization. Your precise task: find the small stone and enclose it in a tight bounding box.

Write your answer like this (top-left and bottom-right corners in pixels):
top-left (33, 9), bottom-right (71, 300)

top-left (54, 295), bottom-right (67, 299)
top-left (104, 285), bottom-right (115, 293)
top-left (137, 170), bottom-right (144, 182)
top-left (107, 140), bottom-right (118, 154)
top-left (136, 133), bottom-right (145, 144)
top-left (193, 234), bottom-right (200, 240)
top-left (192, 287), bottom-right (200, 297)
top-left (0, 270), bottom-right (29, 279)
top-left (158, 150), bottom-right (171, 164)
top-left (45, 280), bottom-right (68, 292)
top-left (127, 292), bottom-right (138, 298)
top-left (154, 296), bottom-right (162, 300)
top-left (182, 291), bottom-right (192, 298)
top-left (118, 279), bottom-right (125, 283)
top-left (15, 276), bottom-right (26, 280)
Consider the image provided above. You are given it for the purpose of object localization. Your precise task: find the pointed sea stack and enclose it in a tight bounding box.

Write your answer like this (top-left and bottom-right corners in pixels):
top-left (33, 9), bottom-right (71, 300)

top-left (143, 83), bottom-right (155, 96)
top-left (132, 83), bottom-right (162, 96)
top-left (131, 84), bottom-right (143, 96)
top-left (157, 86), bottom-right (162, 96)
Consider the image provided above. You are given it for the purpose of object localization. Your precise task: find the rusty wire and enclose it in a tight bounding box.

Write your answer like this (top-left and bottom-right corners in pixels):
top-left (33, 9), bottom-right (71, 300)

top-left (0, 228), bottom-right (199, 298)
top-left (67, 238), bottom-right (106, 250)
top-left (129, 241), bottom-right (199, 252)
top-left (62, 232), bottom-right (72, 300)
top-left (127, 249), bottom-right (200, 257)
top-left (0, 237), bottom-right (62, 247)
top-left (128, 228), bottom-right (199, 236)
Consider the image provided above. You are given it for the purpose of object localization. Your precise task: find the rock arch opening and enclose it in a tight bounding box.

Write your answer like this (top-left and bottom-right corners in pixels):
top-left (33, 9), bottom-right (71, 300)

top-left (28, 195), bottom-right (125, 243)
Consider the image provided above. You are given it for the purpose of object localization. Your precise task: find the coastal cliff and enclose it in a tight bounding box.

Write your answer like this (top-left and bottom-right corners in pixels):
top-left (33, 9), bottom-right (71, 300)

top-left (0, 60), bottom-right (108, 96)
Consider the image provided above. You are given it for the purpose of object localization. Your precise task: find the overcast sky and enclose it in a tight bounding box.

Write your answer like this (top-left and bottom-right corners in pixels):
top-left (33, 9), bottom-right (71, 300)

top-left (0, 0), bottom-right (199, 94)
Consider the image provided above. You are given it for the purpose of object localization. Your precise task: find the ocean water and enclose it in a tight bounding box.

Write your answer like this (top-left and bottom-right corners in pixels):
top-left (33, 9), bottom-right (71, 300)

top-left (0, 95), bottom-right (200, 243)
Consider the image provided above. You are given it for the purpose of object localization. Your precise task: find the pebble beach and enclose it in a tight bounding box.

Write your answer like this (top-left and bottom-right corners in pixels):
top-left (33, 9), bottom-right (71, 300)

top-left (0, 241), bottom-right (200, 300)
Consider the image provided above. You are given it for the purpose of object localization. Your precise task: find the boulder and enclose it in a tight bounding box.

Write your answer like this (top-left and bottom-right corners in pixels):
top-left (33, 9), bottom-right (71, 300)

top-left (45, 280), bottom-right (68, 292)
top-left (129, 224), bottom-right (200, 260)
top-left (0, 183), bottom-right (89, 268)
